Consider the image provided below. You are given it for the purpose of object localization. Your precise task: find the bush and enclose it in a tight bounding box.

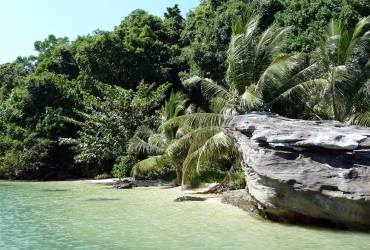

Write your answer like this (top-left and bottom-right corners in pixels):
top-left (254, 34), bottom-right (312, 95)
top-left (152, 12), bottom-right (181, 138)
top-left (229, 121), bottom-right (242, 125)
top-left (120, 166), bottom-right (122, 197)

top-left (134, 165), bottom-right (177, 181)
top-left (111, 156), bottom-right (132, 178)
top-left (188, 168), bottom-right (246, 189)
top-left (189, 169), bottom-right (228, 188)
top-left (230, 171), bottom-right (246, 190)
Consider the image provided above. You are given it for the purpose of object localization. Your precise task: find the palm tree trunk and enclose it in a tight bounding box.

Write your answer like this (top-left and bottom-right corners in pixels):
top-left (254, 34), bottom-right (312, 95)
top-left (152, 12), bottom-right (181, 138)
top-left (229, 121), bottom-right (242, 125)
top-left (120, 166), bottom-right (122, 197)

top-left (175, 165), bottom-right (182, 184)
top-left (330, 68), bottom-right (340, 121)
top-left (197, 160), bottom-right (240, 194)
top-left (198, 173), bottom-right (231, 194)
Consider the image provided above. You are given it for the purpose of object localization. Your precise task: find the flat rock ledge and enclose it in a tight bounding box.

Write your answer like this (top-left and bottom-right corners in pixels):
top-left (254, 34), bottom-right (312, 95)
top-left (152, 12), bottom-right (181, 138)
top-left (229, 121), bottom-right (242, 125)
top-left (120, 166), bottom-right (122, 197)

top-left (223, 114), bottom-right (370, 230)
top-left (221, 190), bottom-right (256, 213)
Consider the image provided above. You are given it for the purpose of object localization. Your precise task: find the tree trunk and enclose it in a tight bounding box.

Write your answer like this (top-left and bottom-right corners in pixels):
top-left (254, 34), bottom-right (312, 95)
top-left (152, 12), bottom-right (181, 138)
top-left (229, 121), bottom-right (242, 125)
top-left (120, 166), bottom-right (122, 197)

top-left (197, 161), bottom-right (238, 194)
top-left (175, 165), bottom-right (182, 185)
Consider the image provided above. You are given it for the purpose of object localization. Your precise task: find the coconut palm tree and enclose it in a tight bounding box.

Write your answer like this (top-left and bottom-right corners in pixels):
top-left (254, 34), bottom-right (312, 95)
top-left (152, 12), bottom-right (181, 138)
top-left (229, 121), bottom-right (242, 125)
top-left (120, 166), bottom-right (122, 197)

top-left (127, 92), bottom-right (191, 184)
top-left (163, 15), bottom-right (300, 187)
top-left (272, 17), bottom-right (370, 125)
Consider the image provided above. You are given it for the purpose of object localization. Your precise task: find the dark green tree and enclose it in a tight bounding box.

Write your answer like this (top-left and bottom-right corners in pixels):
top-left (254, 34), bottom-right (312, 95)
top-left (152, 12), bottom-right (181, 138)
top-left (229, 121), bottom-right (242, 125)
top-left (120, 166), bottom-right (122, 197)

top-left (163, 4), bottom-right (184, 44)
top-left (179, 0), bottom-right (284, 84)
top-left (162, 4), bottom-right (186, 90)
top-left (73, 9), bottom-right (175, 89)
top-left (0, 72), bottom-right (82, 179)
top-left (179, 0), bottom-right (244, 83)
top-left (34, 35), bottom-right (79, 80)
top-left (274, 0), bottom-right (370, 53)
top-left (0, 62), bottom-right (30, 101)
top-left (14, 55), bottom-right (38, 73)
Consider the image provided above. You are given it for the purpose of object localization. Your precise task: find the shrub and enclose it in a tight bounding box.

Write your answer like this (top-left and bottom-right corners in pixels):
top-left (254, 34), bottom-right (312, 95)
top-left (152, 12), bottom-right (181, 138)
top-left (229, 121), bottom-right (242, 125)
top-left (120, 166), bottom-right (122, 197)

top-left (134, 165), bottom-right (176, 181)
top-left (111, 156), bottom-right (132, 178)
top-left (230, 171), bottom-right (246, 190)
top-left (189, 169), bottom-right (228, 188)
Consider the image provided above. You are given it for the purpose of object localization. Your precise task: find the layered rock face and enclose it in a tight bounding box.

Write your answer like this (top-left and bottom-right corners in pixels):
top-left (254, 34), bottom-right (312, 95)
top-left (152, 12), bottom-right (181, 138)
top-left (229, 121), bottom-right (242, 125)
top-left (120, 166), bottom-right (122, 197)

top-left (223, 114), bottom-right (370, 229)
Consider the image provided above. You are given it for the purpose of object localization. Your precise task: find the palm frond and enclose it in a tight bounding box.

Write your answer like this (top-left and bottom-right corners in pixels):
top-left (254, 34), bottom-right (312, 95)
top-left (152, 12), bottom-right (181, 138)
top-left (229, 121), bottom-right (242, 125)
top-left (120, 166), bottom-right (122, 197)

top-left (133, 125), bottom-right (155, 140)
top-left (161, 92), bottom-right (188, 123)
top-left (352, 16), bottom-right (370, 40)
top-left (230, 16), bottom-right (261, 89)
top-left (161, 113), bottom-right (225, 130)
top-left (257, 53), bottom-right (300, 90)
top-left (231, 15), bottom-right (260, 37)
top-left (181, 150), bottom-right (200, 185)
top-left (255, 25), bottom-right (274, 59)
top-left (131, 155), bottom-right (168, 177)
top-left (343, 61), bottom-right (370, 118)
top-left (180, 130), bottom-right (234, 185)
top-left (147, 134), bottom-right (167, 153)
top-left (127, 135), bottom-right (162, 155)
top-left (189, 127), bottom-right (222, 155)
top-left (243, 15), bottom-right (260, 40)
top-left (324, 19), bottom-right (343, 39)
top-left (226, 31), bottom-right (255, 93)
top-left (182, 132), bottom-right (234, 177)
top-left (185, 104), bottom-right (196, 114)
top-left (272, 78), bottom-right (328, 105)
top-left (256, 26), bottom-right (293, 75)
top-left (200, 78), bottom-right (230, 102)
top-left (175, 125), bottom-right (193, 139)
top-left (183, 76), bottom-right (203, 89)
top-left (265, 26), bottom-right (293, 55)
top-left (239, 84), bottom-right (263, 112)
top-left (167, 126), bottom-right (221, 168)
top-left (346, 112), bottom-right (370, 126)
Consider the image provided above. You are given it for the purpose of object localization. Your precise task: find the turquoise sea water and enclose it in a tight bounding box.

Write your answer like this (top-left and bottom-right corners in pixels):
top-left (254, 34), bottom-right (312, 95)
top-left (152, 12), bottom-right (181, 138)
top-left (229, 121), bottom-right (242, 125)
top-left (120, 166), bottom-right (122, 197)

top-left (0, 180), bottom-right (369, 250)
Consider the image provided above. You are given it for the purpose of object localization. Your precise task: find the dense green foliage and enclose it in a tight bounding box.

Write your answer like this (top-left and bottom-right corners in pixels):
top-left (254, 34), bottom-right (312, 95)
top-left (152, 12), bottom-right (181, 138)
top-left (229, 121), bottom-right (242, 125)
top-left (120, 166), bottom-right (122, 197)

top-left (0, 72), bottom-right (80, 178)
top-left (59, 82), bottom-right (170, 175)
top-left (128, 92), bottom-right (191, 184)
top-left (273, 17), bottom-right (370, 123)
top-left (274, 0), bottom-right (370, 53)
top-left (1, 0), bottom-right (370, 186)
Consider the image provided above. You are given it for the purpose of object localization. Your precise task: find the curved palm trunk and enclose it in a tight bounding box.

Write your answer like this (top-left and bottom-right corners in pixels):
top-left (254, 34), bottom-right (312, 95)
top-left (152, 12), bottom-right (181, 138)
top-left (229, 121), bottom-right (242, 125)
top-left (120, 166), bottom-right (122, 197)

top-left (198, 159), bottom-right (240, 194)
top-left (197, 173), bottom-right (231, 194)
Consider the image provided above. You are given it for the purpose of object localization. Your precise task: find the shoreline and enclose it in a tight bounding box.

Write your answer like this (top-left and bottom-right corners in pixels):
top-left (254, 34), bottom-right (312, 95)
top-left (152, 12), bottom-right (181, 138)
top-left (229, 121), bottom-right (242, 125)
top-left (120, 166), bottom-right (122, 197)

top-left (78, 178), bottom-right (226, 195)
top-left (0, 177), bottom-right (236, 199)
top-left (77, 178), bottom-right (173, 187)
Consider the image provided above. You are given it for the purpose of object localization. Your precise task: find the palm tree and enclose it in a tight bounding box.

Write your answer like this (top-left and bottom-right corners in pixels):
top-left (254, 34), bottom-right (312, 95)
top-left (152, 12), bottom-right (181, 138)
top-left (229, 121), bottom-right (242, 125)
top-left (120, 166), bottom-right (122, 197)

top-left (127, 92), bottom-right (191, 184)
top-left (163, 15), bottom-right (299, 187)
top-left (272, 17), bottom-right (370, 125)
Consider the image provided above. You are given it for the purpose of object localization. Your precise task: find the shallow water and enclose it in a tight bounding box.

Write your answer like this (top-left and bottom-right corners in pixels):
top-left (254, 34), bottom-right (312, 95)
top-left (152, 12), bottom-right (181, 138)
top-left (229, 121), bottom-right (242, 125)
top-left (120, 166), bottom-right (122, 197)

top-left (0, 181), bottom-right (369, 250)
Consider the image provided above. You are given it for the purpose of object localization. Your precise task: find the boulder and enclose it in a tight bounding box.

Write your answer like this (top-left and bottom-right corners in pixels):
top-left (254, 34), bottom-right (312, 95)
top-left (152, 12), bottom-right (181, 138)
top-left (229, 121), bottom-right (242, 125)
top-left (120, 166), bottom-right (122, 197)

top-left (223, 114), bottom-right (370, 229)
top-left (221, 190), bottom-right (255, 213)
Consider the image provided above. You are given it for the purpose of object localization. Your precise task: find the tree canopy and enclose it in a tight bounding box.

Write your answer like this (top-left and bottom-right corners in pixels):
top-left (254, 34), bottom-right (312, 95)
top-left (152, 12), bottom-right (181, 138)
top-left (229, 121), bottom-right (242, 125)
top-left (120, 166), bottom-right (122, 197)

top-left (1, 0), bottom-right (370, 183)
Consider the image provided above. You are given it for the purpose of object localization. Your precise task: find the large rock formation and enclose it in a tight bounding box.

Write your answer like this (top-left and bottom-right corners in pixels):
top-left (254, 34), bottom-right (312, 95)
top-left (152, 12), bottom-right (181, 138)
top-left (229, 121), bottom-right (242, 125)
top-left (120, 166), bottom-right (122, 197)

top-left (223, 114), bottom-right (370, 229)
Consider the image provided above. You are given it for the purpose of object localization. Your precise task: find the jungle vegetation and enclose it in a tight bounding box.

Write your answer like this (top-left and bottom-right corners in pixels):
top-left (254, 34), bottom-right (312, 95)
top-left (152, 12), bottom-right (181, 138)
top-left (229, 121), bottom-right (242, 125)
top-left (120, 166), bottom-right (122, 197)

top-left (1, 0), bottom-right (370, 188)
